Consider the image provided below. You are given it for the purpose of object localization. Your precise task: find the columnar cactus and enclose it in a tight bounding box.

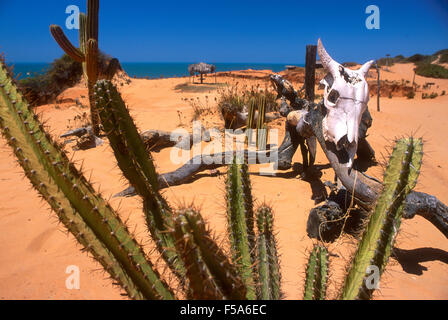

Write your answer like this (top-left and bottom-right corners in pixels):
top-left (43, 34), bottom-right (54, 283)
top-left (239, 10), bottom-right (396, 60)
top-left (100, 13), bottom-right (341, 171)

top-left (303, 245), bottom-right (329, 300)
top-left (95, 80), bottom-right (185, 279)
top-left (341, 137), bottom-right (423, 300)
top-left (0, 59), bottom-right (424, 299)
top-left (0, 61), bottom-right (173, 300)
top-left (50, 0), bottom-right (100, 135)
top-left (256, 205), bottom-right (282, 300)
top-left (173, 209), bottom-right (247, 300)
top-left (225, 159), bottom-right (257, 299)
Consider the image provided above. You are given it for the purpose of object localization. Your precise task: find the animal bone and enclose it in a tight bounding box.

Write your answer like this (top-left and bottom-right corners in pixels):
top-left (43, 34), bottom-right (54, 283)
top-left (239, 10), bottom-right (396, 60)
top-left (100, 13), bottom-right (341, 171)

top-left (318, 39), bottom-right (374, 167)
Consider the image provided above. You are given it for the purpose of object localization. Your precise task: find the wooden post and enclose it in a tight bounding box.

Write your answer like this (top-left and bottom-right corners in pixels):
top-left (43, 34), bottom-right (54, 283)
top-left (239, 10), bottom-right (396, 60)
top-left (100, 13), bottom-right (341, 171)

top-left (376, 62), bottom-right (380, 112)
top-left (305, 45), bottom-right (317, 101)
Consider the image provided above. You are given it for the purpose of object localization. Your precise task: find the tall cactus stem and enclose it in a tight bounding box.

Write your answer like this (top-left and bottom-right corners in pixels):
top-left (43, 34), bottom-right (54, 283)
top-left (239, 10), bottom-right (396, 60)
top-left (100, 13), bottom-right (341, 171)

top-left (173, 209), bottom-right (247, 300)
top-left (341, 137), bottom-right (423, 300)
top-left (303, 245), bottom-right (328, 300)
top-left (256, 205), bottom-right (282, 300)
top-left (95, 80), bottom-right (185, 280)
top-left (0, 62), bottom-right (174, 300)
top-left (225, 158), bottom-right (256, 299)
top-left (49, 25), bottom-right (85, 63)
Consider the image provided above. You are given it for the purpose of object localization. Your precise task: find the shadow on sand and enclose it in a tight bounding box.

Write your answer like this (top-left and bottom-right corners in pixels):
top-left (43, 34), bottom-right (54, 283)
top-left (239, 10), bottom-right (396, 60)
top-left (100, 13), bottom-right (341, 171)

top-left (393, 247), bottom-right (448, 275)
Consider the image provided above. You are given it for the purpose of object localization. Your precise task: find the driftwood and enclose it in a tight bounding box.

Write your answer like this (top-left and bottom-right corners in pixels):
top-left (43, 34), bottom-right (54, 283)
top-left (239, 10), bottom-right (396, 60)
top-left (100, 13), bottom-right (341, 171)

top-left (114, 99), bottom-right (447, 239)
top-left (60, 126), bottom-right (211, 151)
top-left (114, 149), bottom-right (278, 197)
top-left (306, 102), bottom-right (448, 239)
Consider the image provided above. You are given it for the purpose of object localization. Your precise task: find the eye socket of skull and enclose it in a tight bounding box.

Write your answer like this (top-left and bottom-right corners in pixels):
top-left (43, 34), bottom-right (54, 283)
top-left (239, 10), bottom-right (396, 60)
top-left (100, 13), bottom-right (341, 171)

top-left (327, 89), bottom-right (340, 104)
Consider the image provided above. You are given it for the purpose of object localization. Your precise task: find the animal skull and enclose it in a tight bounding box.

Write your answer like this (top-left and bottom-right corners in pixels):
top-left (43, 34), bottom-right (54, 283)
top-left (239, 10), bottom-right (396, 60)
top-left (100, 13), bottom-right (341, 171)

top-left (317, 39), bottom-right (374, 168)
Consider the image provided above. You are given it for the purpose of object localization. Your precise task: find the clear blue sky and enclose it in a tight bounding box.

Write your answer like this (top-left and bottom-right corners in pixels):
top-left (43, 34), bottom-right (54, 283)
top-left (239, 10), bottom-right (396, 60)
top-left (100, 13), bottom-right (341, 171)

top-left (1, 0), bottom-right (447, 63)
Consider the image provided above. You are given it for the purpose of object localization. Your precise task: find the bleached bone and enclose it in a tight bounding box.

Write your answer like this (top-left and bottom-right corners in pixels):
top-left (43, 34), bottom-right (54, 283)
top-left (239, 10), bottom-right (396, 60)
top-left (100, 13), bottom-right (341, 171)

top-left (318, 38), bottom-right (374, 167)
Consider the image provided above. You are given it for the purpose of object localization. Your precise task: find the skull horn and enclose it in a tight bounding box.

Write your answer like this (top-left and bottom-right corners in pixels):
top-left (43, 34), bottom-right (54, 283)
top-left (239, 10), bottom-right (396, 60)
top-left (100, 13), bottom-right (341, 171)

top-left (317, 38), bottom-right (339, 77)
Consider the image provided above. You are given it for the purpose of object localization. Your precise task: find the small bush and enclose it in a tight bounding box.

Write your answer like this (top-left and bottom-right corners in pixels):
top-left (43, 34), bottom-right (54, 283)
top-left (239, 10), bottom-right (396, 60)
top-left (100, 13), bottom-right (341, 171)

top-left (406, 54), bottom-right (436, 64)
top-left (442, 90), bottom-right (446, 96)
top-left (17, 51), bottom-right (119, 106)
top-left (429, 92), bottom-right (438, 99)
top-left (439, 53), bottom-right (448, 63)
top-left (422, 93), bottom-right (428, 99)
top-left (415, 63), bottom-right (448, 79)
top-left (217, 83), bottom-right (278, 116)
top-left (18, 54), bottom-right (82, 106)
top-left (406, 90), bottom-right (415, 99)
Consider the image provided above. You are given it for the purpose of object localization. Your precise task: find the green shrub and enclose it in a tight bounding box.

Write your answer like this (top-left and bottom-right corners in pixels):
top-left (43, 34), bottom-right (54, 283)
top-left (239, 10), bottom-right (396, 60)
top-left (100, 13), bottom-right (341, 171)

top-left (415, 63), bottom-right (448, 79)
top-left (442, 90), bottom-right (446, 96)
top-left (17, 51), bottom-right (117, 106)
top-left (434, 49), bottom-right (448, 56)
top-left (439, 53), bottom-right (448, 63)
top-left (217, 83), bottom-right (279, 122)
top-left (18, 54), bottom-right (82, 106)
top-left (429, 92), bottom-right (438, 99)
top-left (406, 90), bottom-right (415, 99)
top-left (406, 54), bottom-right (436, 64)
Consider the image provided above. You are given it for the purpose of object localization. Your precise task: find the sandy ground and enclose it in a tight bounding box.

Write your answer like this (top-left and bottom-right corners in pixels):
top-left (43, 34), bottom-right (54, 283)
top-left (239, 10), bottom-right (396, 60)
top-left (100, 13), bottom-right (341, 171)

top-left (1, 63), bottom-right (448, 300)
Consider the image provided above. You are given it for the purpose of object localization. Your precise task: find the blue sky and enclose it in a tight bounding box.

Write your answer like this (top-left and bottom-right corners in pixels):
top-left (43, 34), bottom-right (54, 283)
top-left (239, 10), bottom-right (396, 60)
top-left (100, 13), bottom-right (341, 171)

top-left (0, 0), bottom-right (447, 63)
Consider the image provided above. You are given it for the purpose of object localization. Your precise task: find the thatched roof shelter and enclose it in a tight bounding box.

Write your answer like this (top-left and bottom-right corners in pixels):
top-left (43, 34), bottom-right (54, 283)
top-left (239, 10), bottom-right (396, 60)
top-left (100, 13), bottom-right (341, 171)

top-left (188, 62), bottom-right (216, 75)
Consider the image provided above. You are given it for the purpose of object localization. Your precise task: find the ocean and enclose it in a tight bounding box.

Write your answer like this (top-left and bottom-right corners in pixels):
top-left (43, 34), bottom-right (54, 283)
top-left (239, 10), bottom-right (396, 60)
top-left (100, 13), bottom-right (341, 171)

top-left (11, 62), bottom-right (303, 80)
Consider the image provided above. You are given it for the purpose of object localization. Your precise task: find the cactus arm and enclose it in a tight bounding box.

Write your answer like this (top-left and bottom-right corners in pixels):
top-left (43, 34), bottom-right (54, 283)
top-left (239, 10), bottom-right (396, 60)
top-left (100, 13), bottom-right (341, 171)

top-left (226, 159), bottom-right (256, 299)
top-left (316, 246), bottom-right (329, 300)
top-left (79, 13), bottom-right (87, 54)
top-left (241, 162), bottom-right (256, 260)
top-left (87, 0), bottom-right (99, 42)
top-left (0, 64), bottom-right (174, 300)
top-left (86, 39), bottom-right (98, 83)
top-left (86, 39), bottom-right (100, 135)
top-left (49, 25), bottom-right (85, 63)
top-left (174, 209), bottom-right (247, 300)
top-left (256, 206), bottom-right (282, 300)
top-left (303, 245), bottom-right (328, 300)
top-left (95, 80), bottom-right (185, 279)
top-left (79, 13), bottom-right (88, 81)
top-left (303, 246), bottom-right (318, 300)
top-left (341, 138), bottom-right (423, 300)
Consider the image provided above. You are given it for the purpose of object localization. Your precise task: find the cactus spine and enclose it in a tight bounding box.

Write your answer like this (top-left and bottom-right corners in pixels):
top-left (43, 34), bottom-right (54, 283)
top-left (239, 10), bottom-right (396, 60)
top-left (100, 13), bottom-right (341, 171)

top-left (173, 209), bottom-right (247, 300)
top-left (341, 137), bottom-right (423, 300)
top-left (94, 80), bottom-right (185, 279)
top-left (226, 158), bottom-right (256, 299)
top-left (0, 62), bottom-right (174, 300)
top-left (50, 0), bottom-right (100, 135)
top-left (303, 245), bottom-right (329, 300)
top-left (1, 53), bottom-right (425, 299)
top-left (256, 205), bottom-right (282, 300)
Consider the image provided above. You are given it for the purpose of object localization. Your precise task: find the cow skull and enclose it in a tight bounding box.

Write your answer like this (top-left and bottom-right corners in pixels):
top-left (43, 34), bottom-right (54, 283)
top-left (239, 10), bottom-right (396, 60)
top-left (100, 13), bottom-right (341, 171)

top-left (317, 39), bottom-right (374, 168)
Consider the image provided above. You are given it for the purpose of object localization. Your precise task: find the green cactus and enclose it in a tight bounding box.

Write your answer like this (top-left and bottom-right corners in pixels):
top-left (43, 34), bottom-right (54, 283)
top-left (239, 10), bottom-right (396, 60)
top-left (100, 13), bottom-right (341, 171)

top-left (0, 62), bottom-right (173, 300)
top-left (94, 80), bottom-right (185, 279)
top-left (246, 95), bottom-right (268, 150)
top-left (0, 54), bottom-right (424, 299)
top-left (303, 245), bottom-right (329, 300)
top-left (341, 137), bottom-right (423, 300)
top-left (256, 205), bottom-right (282, 300)
top-left (226, 158), bottom-right (257, 299)
top-left (50, 0), bottom-right (100, 136)
top-left (173, 209), bottom-right (247, 300)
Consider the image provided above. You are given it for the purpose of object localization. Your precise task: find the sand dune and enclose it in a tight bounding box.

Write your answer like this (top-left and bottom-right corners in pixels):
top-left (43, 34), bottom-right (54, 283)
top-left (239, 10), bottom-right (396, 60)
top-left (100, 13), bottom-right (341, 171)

top-left (1, 63), bottom-right (447, 299)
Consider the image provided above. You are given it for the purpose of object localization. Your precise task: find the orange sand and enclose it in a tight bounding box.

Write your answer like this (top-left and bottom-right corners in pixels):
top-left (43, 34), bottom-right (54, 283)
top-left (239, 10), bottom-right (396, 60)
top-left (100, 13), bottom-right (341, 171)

top-left (1, 63), bottom-right (447, 300)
